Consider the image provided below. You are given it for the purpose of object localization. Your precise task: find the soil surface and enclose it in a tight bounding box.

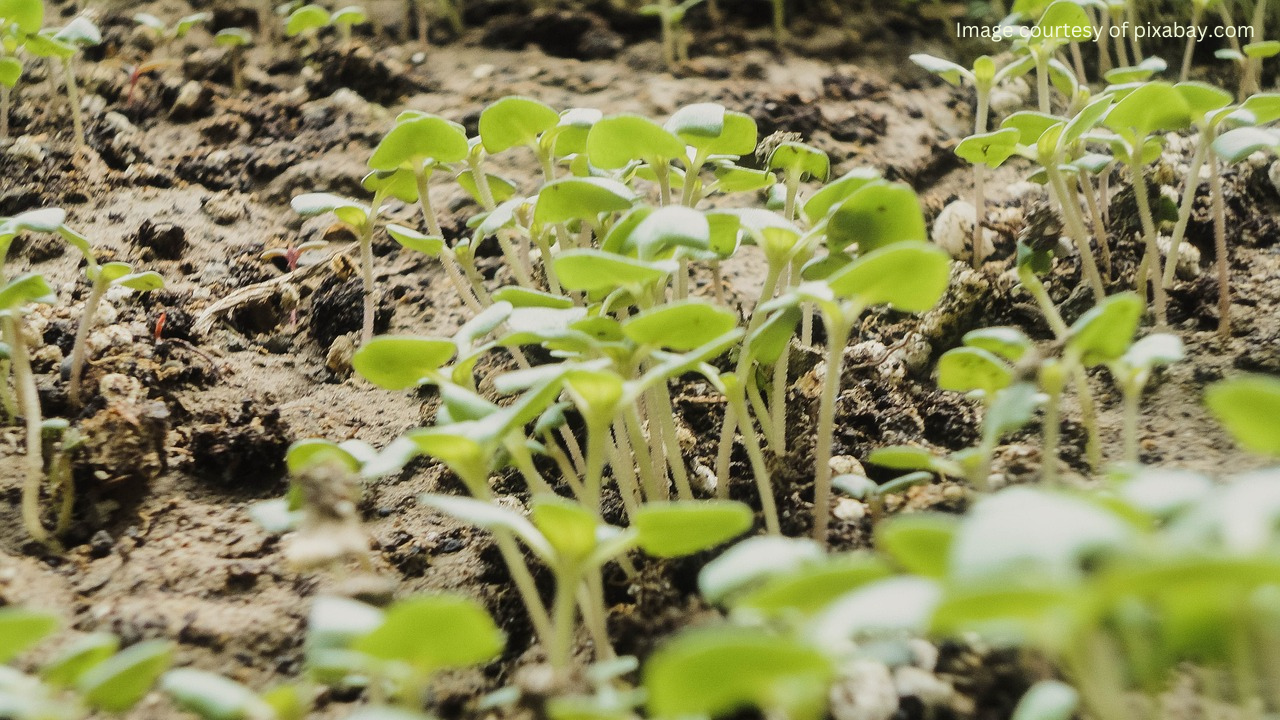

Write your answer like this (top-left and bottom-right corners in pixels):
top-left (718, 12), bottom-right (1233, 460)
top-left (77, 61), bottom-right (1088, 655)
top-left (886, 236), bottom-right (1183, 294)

top-left (2, 2), bottom-right (1279, 719)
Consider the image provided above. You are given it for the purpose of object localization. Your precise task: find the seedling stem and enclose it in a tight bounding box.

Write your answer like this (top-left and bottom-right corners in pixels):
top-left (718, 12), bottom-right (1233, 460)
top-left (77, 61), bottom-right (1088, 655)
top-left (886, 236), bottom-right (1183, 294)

top-left (67, 269), bottom-right (107, 407)
top-left (5, 315), bottom-right (48, 544)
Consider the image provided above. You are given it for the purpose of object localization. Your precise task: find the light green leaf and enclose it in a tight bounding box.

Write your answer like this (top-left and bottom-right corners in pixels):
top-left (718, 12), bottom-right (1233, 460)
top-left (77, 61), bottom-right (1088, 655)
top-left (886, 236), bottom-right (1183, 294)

top-left (77, 640), bottom-right (174, 713)
top-left (0, 608), bottom-right (59, 663)
top-left (351, 336), bottom-right (456, 389)
top-left (161, 669), bottom-right (271, 720)
top-left (826, 181), bottom-right (927, 253)
top-left (633, 501), bottom-right (753, 557)
top-left (1206, 375), bottom-right (1280, 456)
top-left (353, 595), bottom-right (504, 673)
top-left (480, 96), bottom-right (560, 154)
top-left (587, 114), bottom-right (686, 168)
top-left (825, 241), bottom-right (951, 312)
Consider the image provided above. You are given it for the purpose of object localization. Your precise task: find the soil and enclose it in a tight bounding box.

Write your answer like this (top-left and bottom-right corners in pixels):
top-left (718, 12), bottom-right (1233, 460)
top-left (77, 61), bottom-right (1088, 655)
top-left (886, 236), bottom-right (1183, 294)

top-left (2, 2), bottom-right (1279, 719)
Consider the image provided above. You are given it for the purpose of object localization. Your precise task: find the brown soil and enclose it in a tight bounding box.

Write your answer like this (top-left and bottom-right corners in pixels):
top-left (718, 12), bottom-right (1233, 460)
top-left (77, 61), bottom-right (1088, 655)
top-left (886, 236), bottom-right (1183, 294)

top-left (2, 2), bottom-right (1279, 719)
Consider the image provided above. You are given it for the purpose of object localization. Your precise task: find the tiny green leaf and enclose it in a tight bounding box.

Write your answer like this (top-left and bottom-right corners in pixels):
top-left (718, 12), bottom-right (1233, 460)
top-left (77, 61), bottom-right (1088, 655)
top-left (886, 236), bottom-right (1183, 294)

top-left (479, 96), bottom-right (560, 154)
top-left (352, 336), bottom-right (456, 389)
top-left (353, 595), bottom-right (505, 673)
top-left (633, 501), bottom-right (753, 557)
top-left (0, 608), bottom-right (59, 663)
top-left (623, 300), bottom-right (737, 351)
top-left (77, 640), bottom-right (174, 713)
top-left (1206, 375), bottom-right (1280, 456)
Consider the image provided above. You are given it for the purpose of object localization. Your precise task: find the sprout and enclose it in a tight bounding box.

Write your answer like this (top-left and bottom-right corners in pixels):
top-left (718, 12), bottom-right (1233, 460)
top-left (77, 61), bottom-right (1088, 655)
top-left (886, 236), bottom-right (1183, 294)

top-left (291, 193), bottom-right (381, 342)
top-left (330, 5), bottom-right (367, 47)
top-left (213, 28), bottom-right (252, 94)
top-left (284, 3), bottom-right (329, 53)
top-left (23, 15), bottom-right (100, 149)
top-left (1107, 333), bottom-right (1184, 465)
top-left (1206, 374), bottom-right (1280, 456)
top-left (1, 272), bottom-right (56, 543)
top-left (68, 261), bottom-right (163, 408)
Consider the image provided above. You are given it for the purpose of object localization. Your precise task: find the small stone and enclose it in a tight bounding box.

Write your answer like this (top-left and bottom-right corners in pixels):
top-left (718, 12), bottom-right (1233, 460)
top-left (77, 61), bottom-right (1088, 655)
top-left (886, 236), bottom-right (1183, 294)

top-left (894, 666), bottom-right (954, 707)
top-left (101, 111), bottom-right (137, 135)
top-left (830, 660), bottom-right (897, 720)
top-left (907, 638), bottom-right (940, 671)
top-left (942, 484), bottom-right (967, 503)
top-left (829, 455), bottom-right (865, 476)
top-left (170, 80), bottom-right (209, 119)
top-left (833, 497), bottom-right (867, 522)
top-left (932, 200), bottom-right (996, 265)
top-left (326, 334), bottom-right (356, 377)
top-left (8, 135), bottom-right (46, 165)
top-left (203, 192), bottom-right (250, 225)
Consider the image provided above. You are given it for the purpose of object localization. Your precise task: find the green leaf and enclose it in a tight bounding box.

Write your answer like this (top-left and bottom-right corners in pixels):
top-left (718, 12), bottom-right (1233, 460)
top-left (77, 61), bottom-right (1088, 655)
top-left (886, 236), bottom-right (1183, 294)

top-left (825, 241), bottom-right (951, 312)
top-left (963, 327), bottom-right (1032, 362)
top-left (1104, 81), bottom-right (1192, 138)
top-left (493, 286), bottom-right (573, 309)
top-left (1001, 111), bottom-right (1063, 147)
top-left (867, 445), bottom-right (939, 472)
top-left (369, 115), bottom-right (469, 170)
top-left (214, 28), bottom-right (252, 46)
top-left (352, 336), bottom-right (456, 389)
top-left (810, 577), bottom-right (941, 644)
top-left (667, 105), bottom-right (757, 156)
top-left (0, 608), bottom-right (59, 663)
top-left (0, 57), bottom-right (21, 88)
top-left (1012, 680), bottom-right (1080, 720)
top-left (386, 224), bottom-right (445, 256)
top-left (587, 114), bottom-right (686, 168)
top-left (644, 628), bottom-right (833, 720)
top-left (534, 177), bottom-right (635, 225)
top-left (114, 271), bottom-right (164, 291)
top-left (938, 347), bottom-right (1013, 394)
top-left (1242, 93), bottom-right (1280, 125)
top-left (1205, 375), bottom-right (1280, 456)
top-left (1030, 0), bottom-right (1092, 47)
top-left (53, 17), bottom-right (100, 46)
top-left (285, 4), bottom-right (330, 35)
top-left (1213, 127), bottom-right (1279, 163)
top-left (331, 6), bottom-right (368, 26)
top-left (41, 633), bottom-right (119, 687)
top-left (286, 438), bottom-right (361, 475)
top-left (767, 142), bottom-right (829, 182)
top-left (1103, 56), bottom-right (1167, 85)
top-left (420, 493), bottom-right (551, 560)
top-left (955, 128), bottom-right (1020, 168)
top-left (307, 596), bottom-right (384, 653)
top-left (353, 595), bottom-right (504, 673)
top-left (554, 249), bottom-right (671, 293)
top-left (1176, 81), bottom-right (1234, 119)
top-left (0, 0), bottom-right (44, 33)
top-left (23, 32), bottom-right (76, 59)
top-left (730, 554), bottom-right (892, 617)
top-left (909, 53), bottom-right (969, 86)
top-left (802, 167), bottom-right (882, 224)
top-left (747, 306), bottom-right (800, 366)
top-left (633, 501), bottom-right (753, 557)
top-left (290, 193), bottom-right (369, 227)
top-left (826, 181), bottom-right (927, 253)
top-left (480, 96), bottom-right (560, 154)
top-left (875, 513), bottom-right (958, 578)
top-left (623, 205), bottom-right (710, 260)
top-left (623, 300), bottom-right (737, 351)
top-left (161, 669), bottom-right (270, 720)
top-left (698, 536), bottom-right (825, 605)
top-left (0, 272), bottom-right (54, 311)
top-left (77, 640), bottom-right (174, 713)
top-left (1066, 292), bottom-right (1142, 365)
top-left (1244, 41), bottom-right (1280, 59)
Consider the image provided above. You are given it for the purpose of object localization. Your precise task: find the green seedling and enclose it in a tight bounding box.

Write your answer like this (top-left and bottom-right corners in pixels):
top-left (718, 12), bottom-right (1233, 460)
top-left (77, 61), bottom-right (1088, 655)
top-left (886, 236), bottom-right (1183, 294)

top-left (1209, 94), bottom-right (1280, 335)
top-left (955, 128), bottom-right (1020, 268)
top-left (161, 669), bottom-right (305, 720)
top-left (587, 114), bottom-right (686, 205)
top-left (1018, 1), bottom-right (1094, 113)
top-left (0, 0), bottom-right (40, 140)
top-left (0, 608), bottom-right (173, 720)
top-left (643, 627), bottom-right (833, 720)
top-left (214, 28), bottom-right (252, 94)
top-left (284, 4), bottom-right (329, 53)
top-left (1206, 374), bottom-right (1280, 456)
top-left (1106, 333), bottom-right (1184, 465)
top-left (1002, 94), bottom-right (1115, 301)
top-left (291, 193), bottom-right (383, 342)
top-left (133, 11), bottom-right (209, 57)
top-left (368, 112), bottom-right (478, 311)
top-left (1102, 81), bottom-right (1192, 324)
top-left (68, 261), bottom-right (163, 408)
top-left (24, 16), bottom-right (99, 149)
top-left (768, 240), bottom-right (951, 545)
top-left (330, 5), bottom-right (368, 47)
top-left (2, 272), bottom-right (55, 544)
top-left (425, 494), bottom-right (751, 675)
top-left (41, 419), bottom-right (82, 537)
top-left (639, 0), bottom-right (703, 67)
top-left (298, 593), bottom-right (501, 708)
top-left (1160, 83), bottom-right (1237, 301)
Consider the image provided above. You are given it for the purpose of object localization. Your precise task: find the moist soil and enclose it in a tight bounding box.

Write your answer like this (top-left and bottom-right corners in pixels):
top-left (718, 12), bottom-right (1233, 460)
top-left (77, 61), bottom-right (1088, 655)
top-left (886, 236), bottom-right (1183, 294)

top-left (2, 2), bottom-right (1279, 719)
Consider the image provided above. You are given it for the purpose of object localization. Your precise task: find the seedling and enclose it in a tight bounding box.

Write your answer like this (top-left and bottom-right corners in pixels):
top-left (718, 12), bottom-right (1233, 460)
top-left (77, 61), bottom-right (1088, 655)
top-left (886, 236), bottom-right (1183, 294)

top-left (0, 0), bottom-right (41, 140)
top-left (767, 240), bottom-right (951, 545)
top-left (67, 261), bottom-right (163, 407)
top-left (0, 607), bottom-right (173, 719)
top-left (1101, 81), bottom-right (1192, 324)
top-left (2, 272), bottom-right (56, 543)
top-left (213, 28), bottom-right (252, 94)
top-left (424, 493), bottom-right (751, 674)
top-left (330, 5), bottom-right (368, 48)
top-left (23, 16), bottom-right (100, 149)
top-left (639, 0), bottom-right (703, 67)
top-left (284, 4), bottom-right (329, 53)
top-left (1106, 333), bottom-right (1184, 464)
top-left (912, 53), bottom-right (1031, 267)
top-left (408, 0), bottom-right (462, 45)
top-left (291, 193), bottom-right (382, 342)
top-left (133, 11), bottom-right (209, 58)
